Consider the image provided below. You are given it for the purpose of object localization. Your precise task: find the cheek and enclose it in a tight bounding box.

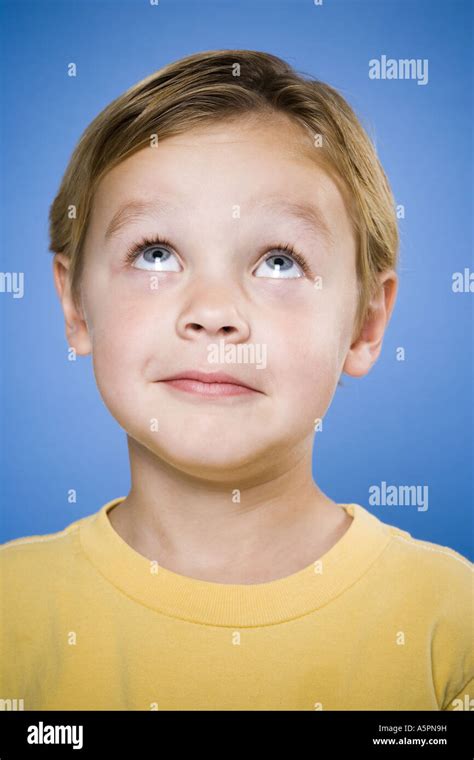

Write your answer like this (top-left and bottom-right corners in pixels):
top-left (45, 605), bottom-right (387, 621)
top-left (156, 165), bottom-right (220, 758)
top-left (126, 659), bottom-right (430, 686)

top-left (87, 299), bottom-right (151, 412)
top-left (271, 297), bottom-right (344, 416)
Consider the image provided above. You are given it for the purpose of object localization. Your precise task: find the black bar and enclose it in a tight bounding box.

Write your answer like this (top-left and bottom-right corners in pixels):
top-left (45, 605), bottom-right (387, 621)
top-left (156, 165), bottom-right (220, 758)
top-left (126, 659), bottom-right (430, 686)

top-left (0, 710), bottom-right (472, 757)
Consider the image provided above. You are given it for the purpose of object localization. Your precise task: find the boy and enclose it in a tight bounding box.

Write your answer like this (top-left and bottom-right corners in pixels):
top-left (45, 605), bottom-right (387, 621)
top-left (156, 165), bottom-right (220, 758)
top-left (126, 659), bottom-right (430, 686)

top-left (1, 49), bottom-right (472, 711)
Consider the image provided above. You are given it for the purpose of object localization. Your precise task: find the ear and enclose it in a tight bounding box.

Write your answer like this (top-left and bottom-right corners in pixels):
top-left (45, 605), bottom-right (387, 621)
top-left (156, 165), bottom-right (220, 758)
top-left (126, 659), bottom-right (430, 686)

top-left (52, 253), bottom-right (92, 356)
top-left (342, 270), bottom-right (398, 378)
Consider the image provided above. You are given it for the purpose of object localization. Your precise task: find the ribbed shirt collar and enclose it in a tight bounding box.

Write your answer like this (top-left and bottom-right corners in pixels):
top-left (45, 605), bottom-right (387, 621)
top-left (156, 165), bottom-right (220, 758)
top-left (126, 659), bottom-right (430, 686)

top-left (79, 497), bottom-right (392, 626)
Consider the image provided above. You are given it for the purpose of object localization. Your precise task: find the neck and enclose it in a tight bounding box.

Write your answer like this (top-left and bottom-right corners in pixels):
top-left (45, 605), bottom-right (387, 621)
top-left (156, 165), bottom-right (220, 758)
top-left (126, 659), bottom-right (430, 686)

top-left (107, 435), bottom-right (351, 583)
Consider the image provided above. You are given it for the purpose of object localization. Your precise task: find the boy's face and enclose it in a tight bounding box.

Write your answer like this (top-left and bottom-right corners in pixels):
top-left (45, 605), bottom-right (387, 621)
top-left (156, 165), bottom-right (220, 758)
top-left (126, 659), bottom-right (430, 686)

top-left (55, 116), bottom-right (395, 478)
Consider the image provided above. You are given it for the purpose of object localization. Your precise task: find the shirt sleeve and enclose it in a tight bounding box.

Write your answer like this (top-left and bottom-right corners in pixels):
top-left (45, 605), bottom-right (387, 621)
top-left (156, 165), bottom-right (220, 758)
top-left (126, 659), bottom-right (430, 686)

top-left (442, 676), bottom-right (473, 711)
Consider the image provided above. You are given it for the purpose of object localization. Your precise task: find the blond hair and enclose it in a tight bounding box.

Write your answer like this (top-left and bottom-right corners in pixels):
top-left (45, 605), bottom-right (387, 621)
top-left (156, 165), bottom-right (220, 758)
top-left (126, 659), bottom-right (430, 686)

top-left (48, 49), bottom-right (399, 340)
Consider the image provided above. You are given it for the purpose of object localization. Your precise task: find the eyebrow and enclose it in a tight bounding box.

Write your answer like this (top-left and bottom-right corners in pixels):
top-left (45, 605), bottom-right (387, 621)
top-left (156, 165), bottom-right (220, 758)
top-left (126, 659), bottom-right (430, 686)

top-left (104, 195), bottom-right (334, 248)
top-left (104, 198), bottom-right (178, 241)
top-left (252, 196), bottom-right (335, 249)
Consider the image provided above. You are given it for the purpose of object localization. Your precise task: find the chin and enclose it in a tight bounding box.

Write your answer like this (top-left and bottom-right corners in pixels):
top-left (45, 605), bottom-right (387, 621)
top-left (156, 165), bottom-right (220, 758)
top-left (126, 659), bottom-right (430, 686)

top-left (145, 439), bottom-right (261, 480)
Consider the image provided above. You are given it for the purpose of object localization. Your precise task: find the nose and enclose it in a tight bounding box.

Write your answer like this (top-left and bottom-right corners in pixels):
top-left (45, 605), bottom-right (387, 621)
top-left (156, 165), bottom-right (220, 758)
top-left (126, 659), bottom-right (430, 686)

top-left (176, 287), bottom-right (251, 343)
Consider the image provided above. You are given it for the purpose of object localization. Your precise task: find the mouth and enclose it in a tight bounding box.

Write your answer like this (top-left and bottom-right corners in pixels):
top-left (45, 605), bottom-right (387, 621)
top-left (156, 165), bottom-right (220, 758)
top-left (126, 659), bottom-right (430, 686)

top-left (157, 370), bottom-right (262, 398)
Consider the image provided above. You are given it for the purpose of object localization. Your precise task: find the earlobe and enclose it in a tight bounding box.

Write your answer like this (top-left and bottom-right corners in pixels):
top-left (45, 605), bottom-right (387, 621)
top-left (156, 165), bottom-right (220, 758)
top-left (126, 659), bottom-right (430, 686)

top-left (342, 327), bottom-right (379, 378)
top-left (65, 318), bottom-right (92, 356)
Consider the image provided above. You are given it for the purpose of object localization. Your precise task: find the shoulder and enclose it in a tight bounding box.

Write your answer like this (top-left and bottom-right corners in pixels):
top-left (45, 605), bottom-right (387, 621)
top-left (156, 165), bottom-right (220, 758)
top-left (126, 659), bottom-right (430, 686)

top-left (0, 512), bottom-right (99, 643)
top-left (0, 512), bottom-right (91, 578)
top-left (354, 504), bottom-right (472, 594)
top-left (380, 519), bottom-right (472, 587)
top-left (376, 517), bottom-right (473, 611)
top-left (376, 516), bottom-right (473, 709)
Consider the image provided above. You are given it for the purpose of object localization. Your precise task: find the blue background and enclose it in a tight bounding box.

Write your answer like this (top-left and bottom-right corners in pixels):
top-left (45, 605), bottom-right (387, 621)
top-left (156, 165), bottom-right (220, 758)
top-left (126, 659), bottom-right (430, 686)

top-left (0, 0), bottom-right (472, 560)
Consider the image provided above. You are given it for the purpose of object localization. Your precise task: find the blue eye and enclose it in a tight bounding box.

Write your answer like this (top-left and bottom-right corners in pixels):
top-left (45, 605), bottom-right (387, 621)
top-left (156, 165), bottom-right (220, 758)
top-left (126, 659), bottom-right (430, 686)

top-left (254, 251), bottom-right (307, 279)
top-left (124, 237), bottom-right (313, 278)
top-left (125, 238), bottom-right (180, 271)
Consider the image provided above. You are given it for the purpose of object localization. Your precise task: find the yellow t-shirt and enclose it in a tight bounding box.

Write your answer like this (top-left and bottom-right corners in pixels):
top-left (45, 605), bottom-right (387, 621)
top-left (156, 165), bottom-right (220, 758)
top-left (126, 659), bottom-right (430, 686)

top-left (1, 497), bottom-right (472, 711)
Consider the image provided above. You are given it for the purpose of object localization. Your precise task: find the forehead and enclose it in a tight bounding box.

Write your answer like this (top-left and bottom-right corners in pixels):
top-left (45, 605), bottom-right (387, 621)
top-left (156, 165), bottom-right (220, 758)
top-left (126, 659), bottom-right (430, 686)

top-left (89, 118), bottom-right (355, 247)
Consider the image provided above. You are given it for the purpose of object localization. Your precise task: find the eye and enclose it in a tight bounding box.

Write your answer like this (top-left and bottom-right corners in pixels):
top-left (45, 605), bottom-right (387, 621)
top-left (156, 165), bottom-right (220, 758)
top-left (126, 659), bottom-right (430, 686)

top-left (125, 236), bottom-right (180, 272)
top-left (253, 245), bottom-right (312, 279)
top-left (124, 237), bottom-right (313, 278)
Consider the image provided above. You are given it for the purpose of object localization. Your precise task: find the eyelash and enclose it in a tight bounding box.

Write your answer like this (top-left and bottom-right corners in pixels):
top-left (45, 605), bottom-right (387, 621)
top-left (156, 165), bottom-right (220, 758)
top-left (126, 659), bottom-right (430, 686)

top-left (124, 235), bottom-right (313, 277)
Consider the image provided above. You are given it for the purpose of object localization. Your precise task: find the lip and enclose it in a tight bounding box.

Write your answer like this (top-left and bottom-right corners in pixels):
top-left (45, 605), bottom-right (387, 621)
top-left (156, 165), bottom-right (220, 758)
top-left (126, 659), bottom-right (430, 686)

top-left (158, 370), bottom-right (261, 398)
